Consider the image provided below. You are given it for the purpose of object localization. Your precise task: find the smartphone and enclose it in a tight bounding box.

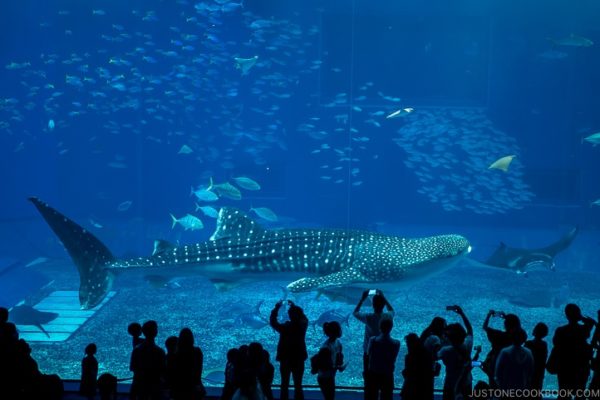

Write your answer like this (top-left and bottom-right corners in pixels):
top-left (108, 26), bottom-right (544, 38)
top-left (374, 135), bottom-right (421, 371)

top-left (445, 306), bottom-right (455, 311)
top-left (368, 289), bottom-right (377, 296)
top-left (471, 361), bottom-right (482, 368)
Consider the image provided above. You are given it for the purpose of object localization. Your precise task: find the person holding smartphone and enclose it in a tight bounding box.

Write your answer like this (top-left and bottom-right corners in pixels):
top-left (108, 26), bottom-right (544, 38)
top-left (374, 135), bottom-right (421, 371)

top-left (269, 300), bottom-right (308, 400)
top-left (353, 290), bottom-right (395, 398)
top-left (437, 305), bottom-right (473, 400)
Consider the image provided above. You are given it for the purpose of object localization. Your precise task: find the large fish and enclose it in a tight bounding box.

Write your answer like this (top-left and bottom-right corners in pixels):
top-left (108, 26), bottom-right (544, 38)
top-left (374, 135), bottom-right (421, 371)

top-left (480, 227), bottom-right (578, 274)
top-left (29, 197), bottom-right (471, 309)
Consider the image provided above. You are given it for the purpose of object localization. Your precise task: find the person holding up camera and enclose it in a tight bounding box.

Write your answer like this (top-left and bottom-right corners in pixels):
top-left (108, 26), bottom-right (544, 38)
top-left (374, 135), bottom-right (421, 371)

top-left (437, 305), bottom-right (473, 400)
top-left (269, 300), bottom-right (308, 400)
top-left (481, 310), bottom-right (521, 387)
top-left (354, 289), bottom-right (395, 398)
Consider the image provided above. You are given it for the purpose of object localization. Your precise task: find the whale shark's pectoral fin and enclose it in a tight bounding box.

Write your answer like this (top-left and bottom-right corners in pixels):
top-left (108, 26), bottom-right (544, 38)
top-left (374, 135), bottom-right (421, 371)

top-left (287, 270), bottom-right (367, 292)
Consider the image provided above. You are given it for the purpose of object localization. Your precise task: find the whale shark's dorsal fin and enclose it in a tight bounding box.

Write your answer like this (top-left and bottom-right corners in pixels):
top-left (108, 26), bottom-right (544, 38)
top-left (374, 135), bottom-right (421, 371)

top-left (210, 207), bottom-right (265, 241)
top-left (153, 239), bottom-right (175, 256)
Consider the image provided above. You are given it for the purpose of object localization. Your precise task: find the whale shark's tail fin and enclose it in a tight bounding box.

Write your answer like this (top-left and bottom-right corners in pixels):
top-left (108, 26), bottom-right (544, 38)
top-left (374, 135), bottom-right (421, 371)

top-left (29, 197), bottom-right (114, 309)
top-left (540, 226), bottom-right (579, 257)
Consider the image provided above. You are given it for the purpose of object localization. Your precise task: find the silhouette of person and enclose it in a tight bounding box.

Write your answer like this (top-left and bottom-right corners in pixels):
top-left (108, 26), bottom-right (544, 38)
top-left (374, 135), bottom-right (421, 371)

top-left (172, 327), bottom-right (205, 400)
top-left (420, 317), bottom-right (447, 382)
top-left (589, 310), bottom-right (600, 391)
top-left (269, 300), bottom-right (308, 400)
top-left (365, 318), bottom-right (400, 400)
top-left (551, 303), bottom-right (594, 400)
top-left (524, 322), bottom-right (549, 396)
top-left (495, 328), bottom-right (534, 390)
top-left (128, 322), bottom-right (144, 348)
top-left (437, 306), bottom-right (473, 400)
top-left (130, 320), bottom-right (166, 400)
top-left (401, 333), bottom-right (434, 400)
top-left (482, 310), bottom-right (521, 387)
top-left (260, 349), bottom-right (275, 400)
top-left (0, 306), bottom-right (19, 398)
top-left (354, 289), bottom-right (394, 396)
top-left (98, 373), bottom-right (118, 400)
top-left (80, 343), bottom-right (98, 399)
top-left (128, 321), bottom-right (144, 400)
top-left (316, 321), bottom-right (345, 400)
top-left (223, 348), bottom-right (240, 400)
top-left (165, 335), bottom-right (178, 396)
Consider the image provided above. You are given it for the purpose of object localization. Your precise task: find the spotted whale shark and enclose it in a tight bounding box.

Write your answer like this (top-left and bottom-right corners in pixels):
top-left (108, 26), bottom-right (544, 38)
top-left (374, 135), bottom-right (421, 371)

top-left (30, 197), bottom-right (472, 309)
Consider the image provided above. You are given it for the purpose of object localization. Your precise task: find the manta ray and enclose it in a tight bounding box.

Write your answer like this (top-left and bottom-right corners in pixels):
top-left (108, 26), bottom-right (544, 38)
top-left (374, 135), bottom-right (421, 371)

top-left (29, 197), bottom-right (471, 309)
top-left (480, 227), bottom-right (578, 274)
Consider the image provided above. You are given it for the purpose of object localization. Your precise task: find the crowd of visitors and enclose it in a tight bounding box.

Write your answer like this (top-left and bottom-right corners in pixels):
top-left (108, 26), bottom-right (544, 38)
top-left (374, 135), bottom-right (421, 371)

top-left (1, 291), bottom-right (600, 400)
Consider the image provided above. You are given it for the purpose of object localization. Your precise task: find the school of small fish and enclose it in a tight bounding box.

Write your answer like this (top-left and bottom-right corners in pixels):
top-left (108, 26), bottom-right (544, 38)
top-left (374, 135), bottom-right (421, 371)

top-left (394, 109), bottom-right (535, 214)
top-left (1, 2), bottom-right (597, 216)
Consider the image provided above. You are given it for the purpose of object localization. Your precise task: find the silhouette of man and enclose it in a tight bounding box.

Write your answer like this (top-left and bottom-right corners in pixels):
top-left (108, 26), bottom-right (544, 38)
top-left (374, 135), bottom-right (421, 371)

top-left (130, 320), bottom-right (166, 400)
top-left (551, 304), bottom-right (594, 400)
top-left (269, 300), bottom-right (308, 400)
top-left (354, 290), bottom-right (394, 396)
top-left (482, 310), bottom-right (521, 387)
top-left (366, 318), bottom-right (400, 400)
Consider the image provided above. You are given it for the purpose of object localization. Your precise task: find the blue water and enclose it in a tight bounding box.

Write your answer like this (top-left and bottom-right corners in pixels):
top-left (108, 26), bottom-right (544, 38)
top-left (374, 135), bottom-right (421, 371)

top-left (1, 0), bottom-right (600, 389)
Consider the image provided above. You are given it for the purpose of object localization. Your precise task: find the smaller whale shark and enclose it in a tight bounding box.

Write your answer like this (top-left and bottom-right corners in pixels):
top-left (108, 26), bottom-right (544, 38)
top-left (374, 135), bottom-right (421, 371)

top-left (481, 227), bottom-right (578, 274)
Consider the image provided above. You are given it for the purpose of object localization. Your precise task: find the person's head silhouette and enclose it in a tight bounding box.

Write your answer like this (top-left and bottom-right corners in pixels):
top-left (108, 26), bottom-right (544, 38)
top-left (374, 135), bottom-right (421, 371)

top-left (323, 321), bottom-right (342, 340)
top-left (503, 314), bottom-right (521, 333)
top-left (0, 307), bottom-right (8, 323)
top-left (532, 322), bottom-right (549, 339)
top-left (288, 304), bottom-right (305, 323)
top-left (85, 343), bottom-right (97, 356)
top-left (565, 303), bottom-right (582, 324)
top-left (142, 320), bottom-right (158, 340)
top-left (372, 294), bottom-right (385, 313)
top-left (380, 318), bottom-right (393, 335)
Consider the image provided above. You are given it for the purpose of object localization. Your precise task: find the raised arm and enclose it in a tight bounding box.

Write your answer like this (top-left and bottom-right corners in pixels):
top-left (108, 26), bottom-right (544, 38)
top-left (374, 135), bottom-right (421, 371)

top-left (269, 301), bottom-right (284, 333)
top-left (353, 290), bottom-right (369, 318)
top-left (453, 305), bottom-right (472, 336)
top-left (482, 310), bottom-right (494, 331)
top-left (379, 290), bottom-right (394, 313)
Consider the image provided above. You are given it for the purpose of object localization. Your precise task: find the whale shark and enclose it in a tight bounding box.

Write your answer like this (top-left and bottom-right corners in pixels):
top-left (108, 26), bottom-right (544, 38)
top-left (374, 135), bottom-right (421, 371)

top-left (29, 197), bottom-right (471, 309)
top-left (481, 227), bottom-right (578, 274)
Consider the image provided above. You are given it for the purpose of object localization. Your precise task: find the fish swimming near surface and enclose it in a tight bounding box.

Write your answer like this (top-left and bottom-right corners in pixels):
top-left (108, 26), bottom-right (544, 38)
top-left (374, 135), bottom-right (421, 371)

top-left (476, 227), bottom-right (578, 274)
top-left (29, 197), bottom-right (471, 309)
top-left (583, 132), bottom-right (600, 146)
top-left (549, 34), bottom-right (594, 47)
top-left (9, 304), bottom-right (58, 338)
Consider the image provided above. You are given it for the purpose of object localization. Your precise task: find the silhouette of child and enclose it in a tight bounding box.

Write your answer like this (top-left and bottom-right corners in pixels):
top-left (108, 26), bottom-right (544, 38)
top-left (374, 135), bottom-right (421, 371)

top-left (524, 322), bottom-right (549, 394)
top-left (97, 373), bottom-right (118, 400)
top-left (79, 343), bottom-right (98, 399)
top-left (316, 321), bottom-right (344, 400)
top-left (222, 348), bottom-right (240, 400)
top-left (128, 322), bottom-right (144, 348)
top-left (165, 335), bottom-right (179, 396)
